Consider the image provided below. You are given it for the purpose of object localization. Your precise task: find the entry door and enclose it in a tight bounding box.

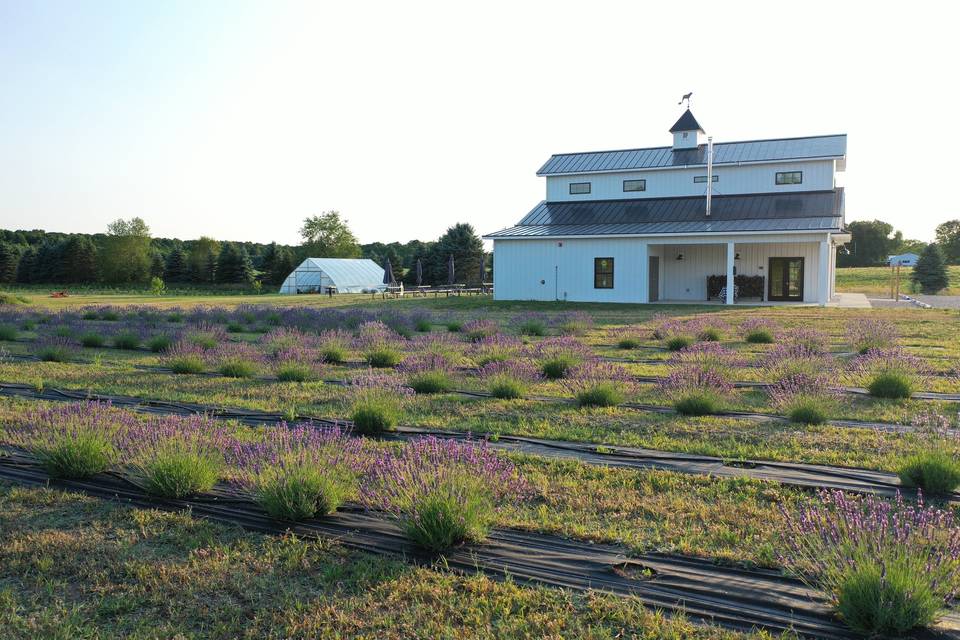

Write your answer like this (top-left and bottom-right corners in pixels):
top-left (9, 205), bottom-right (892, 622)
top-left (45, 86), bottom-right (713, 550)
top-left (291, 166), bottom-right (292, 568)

top-left (648, 256), bottom-right (660, 302)
top-left (768, 257), bottom-right (804, 301)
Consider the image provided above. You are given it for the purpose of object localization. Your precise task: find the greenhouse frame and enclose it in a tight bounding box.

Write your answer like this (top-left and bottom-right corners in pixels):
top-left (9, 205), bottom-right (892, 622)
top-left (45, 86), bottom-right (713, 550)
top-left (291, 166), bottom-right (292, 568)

top-left (277, 258), bottom-right (386, 294)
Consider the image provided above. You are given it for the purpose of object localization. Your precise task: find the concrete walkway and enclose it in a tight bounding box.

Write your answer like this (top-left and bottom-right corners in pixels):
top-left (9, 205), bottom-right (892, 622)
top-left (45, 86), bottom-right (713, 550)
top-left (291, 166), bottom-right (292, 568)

top-left (826, 292), bottom-right (871, 308)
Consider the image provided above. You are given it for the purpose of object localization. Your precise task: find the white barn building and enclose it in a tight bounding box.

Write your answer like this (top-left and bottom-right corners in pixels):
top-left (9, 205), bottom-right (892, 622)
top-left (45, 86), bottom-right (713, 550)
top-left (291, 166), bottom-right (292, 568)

top-left (485, 110), bottom-right (850, 305)
top-left (278, 258), bottom-right (385, 294)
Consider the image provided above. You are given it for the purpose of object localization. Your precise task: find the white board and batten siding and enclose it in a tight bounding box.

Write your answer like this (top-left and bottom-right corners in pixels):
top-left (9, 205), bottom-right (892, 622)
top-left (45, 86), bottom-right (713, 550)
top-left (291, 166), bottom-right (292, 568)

top-left (493, 233), bottom-right (833, 304)
top-left (545, 160), bottom-right (836, 202)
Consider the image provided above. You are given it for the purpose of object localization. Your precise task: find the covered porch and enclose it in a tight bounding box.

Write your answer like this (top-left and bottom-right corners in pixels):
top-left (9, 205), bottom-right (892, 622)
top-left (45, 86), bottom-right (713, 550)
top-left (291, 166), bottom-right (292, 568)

top-left (640, 233), bottom-right (847, 305)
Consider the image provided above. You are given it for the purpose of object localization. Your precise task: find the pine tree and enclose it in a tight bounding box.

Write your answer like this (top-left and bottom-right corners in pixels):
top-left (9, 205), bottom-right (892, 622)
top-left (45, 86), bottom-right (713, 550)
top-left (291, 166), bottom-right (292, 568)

top-left (16, 247), bottom-right (37, 284)
top-left (61, 235), bottom-right (98, 283)
top-left (0, 242), bottom-right (20, 283)
top-left (150, 252), bottom-right (166, 279)
top-left (164, 247), bottom-right (188, 283)
top-left (911, 243), bottom-right (949, 294)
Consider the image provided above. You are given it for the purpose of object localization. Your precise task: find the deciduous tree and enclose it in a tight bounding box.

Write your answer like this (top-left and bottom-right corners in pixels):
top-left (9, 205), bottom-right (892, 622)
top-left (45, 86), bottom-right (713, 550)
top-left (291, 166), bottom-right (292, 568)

top-left (300, 211), bottom-right (361, 258)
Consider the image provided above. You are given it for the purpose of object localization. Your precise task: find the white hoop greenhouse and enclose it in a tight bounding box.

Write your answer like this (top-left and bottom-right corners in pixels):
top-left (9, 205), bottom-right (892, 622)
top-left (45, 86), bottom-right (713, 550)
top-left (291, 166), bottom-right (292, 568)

top-left (278, 258), bottom-right (386, 294)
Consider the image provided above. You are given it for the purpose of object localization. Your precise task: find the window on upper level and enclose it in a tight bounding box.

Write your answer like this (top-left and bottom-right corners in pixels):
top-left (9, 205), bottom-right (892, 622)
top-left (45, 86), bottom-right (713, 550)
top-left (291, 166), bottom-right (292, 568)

top-left (594, 258), bottom-right (614, 289)
top-left (569, 182), bottom-right (591, 195)
top-left (775, 171), bottom-right (803, 185)
top-left (693, 175), bottom-right (718, 183)
top-left (623, 179), bottom-right (646, 192)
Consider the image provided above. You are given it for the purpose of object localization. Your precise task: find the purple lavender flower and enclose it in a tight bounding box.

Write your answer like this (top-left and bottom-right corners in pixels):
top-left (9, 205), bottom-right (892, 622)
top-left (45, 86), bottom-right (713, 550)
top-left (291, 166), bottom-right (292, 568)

top-left (847, 318), bottom-right (898, 354)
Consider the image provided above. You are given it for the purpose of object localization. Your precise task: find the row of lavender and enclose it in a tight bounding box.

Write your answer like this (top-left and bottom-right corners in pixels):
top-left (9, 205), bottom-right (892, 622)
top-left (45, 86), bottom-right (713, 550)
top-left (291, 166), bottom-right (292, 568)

top-left (1, 400), bottom-right (958, 636)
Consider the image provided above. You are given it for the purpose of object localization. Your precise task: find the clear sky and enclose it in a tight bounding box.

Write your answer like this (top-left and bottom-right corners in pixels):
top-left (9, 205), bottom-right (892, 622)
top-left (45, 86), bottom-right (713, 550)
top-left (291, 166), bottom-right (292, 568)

top-left (0, 0), bottom-right (956, 246)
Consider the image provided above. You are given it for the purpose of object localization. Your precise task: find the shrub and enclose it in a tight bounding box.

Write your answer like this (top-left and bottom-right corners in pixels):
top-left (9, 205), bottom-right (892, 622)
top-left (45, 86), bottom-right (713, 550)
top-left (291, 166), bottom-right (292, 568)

top-left (185, 330), bottom-right (221, 350)
top-left (79, 332), bottom-right (106, 348)
top-left (0, 324), bottom-right (17, 341)
top-left (146, 335), bottom-right (173, 353)
top-left (469, 334), bottom-right (524, 367)
top-left (112, 331), bottom-right (141, 350)
top-left (414, 318), bottom-right (432, 332)
top-left (226, 322), bottom-right (245, 333)
top-left (274, 361), bottom-right (315, 383)
top-left (673, 390), bottom-right (723, 416)
top-left (446, 320), bottom-right (463, 333)
top-left (479, 360), bottom-right (542, 400)
top-left (32, 429), bottom-right (116, 479)
top-left (784, 396), bottom-right (830, 425)
top-left (563, 362), bottom-right (633, 408)
top-left (666, 336), bottom-right (693, 351)
top-left (849, 348), bottom-right (926, 400)
top-left (36, 337), bottom-right (76, 362)
top-left (253, 459), bottom-right (355, 521)
top-left (540, 355), bottom-right (578, 380)
top-left (359, 437), bottom-right (529, 550)
top-left (898, 451), bottom-right (960, 495)
top-left (164, 343), bottom-right (207, 374)
top-left (514, 313), bottom-right (548, 337)
top-left (697, 326), bottom-right (723, 342)
top-left (911, 244), bottom-right (949, 294)
top-left (407, 370), bottom-right (453, 394)
top-left (740, 317), bottom-right (777, 344)
top-left (317, 330), bottom-right (351, 364)
top-left (100, 309), bottom-right (120, 321)
top-left (867, 371), bottom-right (913, 399)
top-left (744, 329), bottom-right (774, 344)
top-left (617, 336), bottom-right (642, 349)
top-left (219, 358), bottom-right (258, 378)
top-left (351, 395), bottom-right (402, 433)
top-left (137, 438), bottom-right (222, 498)
top-left (365, 346), bottom-right (402, 368)
top-left (462, 319), bottom-right (499, 342)
top-left (554, 311), bottom-right (593, 336)
top-left (779, 490), bottom-right (960, 636)
top-left (847, 318), bottom-right (897, 354)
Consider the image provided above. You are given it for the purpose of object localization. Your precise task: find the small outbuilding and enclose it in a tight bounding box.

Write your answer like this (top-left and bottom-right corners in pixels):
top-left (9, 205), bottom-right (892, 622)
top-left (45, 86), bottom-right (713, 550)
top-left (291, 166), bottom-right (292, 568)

top-left (887, 253), bottom-right (919, 267)
top-left (278, 258), bottom-right (386, 294)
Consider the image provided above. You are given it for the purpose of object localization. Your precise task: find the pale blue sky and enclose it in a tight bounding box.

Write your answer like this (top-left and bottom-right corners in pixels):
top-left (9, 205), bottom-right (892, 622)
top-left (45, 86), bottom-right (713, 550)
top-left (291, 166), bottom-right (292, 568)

top-left (1, 0), bottom-right (957, 245)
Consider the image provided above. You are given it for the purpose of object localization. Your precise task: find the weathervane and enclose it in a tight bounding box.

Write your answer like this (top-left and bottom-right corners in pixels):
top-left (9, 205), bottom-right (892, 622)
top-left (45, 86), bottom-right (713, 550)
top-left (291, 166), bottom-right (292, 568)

top-left (678, 92), bottom-right (692, 108)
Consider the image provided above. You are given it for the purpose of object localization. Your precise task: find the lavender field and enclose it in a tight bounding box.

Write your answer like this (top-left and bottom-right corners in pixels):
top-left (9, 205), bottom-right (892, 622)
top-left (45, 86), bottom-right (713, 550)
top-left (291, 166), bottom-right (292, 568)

top-left (1, 297), bottom-right (959, 638)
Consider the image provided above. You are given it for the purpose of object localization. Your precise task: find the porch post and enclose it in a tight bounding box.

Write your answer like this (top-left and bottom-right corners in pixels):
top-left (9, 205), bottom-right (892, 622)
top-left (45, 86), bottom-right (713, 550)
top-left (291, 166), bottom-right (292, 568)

top-left (638, 241), bottom-right (649, 303)
top-left (725, 241), bottom-right (735, 305)
top-left (818, 238), bottom-right (830, 306)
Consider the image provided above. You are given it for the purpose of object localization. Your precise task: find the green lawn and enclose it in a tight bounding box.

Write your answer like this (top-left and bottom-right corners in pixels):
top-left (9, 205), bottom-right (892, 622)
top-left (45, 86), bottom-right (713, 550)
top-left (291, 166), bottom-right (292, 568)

top-left (836, 265), bottom-right (960, 296)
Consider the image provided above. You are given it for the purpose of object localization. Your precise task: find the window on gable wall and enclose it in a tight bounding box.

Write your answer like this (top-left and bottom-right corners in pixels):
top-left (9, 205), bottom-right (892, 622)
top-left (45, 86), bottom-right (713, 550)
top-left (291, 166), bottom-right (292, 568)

top-left (775, 171), bottom-right (803, 185)
top-left (569, 182), bottom-right (591, 195)
top-left (594, 257), bottom-right (614, 289)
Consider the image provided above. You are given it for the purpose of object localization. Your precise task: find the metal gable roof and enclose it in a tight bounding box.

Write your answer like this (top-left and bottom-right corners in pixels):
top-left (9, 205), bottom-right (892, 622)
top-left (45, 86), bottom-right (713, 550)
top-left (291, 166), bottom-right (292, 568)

top-left (483, 189), bottom-right (844, 239)
top-left (669, 109), bottom-right (704, 133)
top-left (536, 134), bottom-right (846, 176)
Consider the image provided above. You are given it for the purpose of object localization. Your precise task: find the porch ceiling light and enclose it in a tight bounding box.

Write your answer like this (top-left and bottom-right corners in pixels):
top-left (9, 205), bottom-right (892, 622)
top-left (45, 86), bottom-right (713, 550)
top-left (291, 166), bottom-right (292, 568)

top-left (735, 253), bottom-right (741, 260)
top-left (676, 253), bottom-right (684, 261)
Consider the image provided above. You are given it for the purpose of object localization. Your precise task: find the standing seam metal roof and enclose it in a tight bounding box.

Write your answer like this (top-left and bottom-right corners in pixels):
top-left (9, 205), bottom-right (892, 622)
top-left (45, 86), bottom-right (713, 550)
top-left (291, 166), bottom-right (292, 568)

top-left (536, 134), bottom-right (846, 175)
top-left (483, 189), bottom-right (844, 239)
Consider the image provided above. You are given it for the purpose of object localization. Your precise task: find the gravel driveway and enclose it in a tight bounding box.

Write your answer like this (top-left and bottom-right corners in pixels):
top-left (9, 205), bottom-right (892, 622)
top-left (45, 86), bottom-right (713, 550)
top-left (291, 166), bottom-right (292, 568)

top-left (869, 294), bottom-right (960, 309)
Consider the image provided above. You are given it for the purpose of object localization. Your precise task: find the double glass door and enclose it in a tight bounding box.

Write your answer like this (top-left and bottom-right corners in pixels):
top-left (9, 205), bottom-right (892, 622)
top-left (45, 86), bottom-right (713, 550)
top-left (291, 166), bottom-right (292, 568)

top-left (768, 257), bottom-right (804, 301)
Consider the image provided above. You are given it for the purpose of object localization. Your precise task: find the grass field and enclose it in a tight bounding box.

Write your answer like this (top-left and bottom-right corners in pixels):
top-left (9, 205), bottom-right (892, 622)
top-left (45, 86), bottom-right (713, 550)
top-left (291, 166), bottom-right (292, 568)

top-left (1, 294), bottom-right (958, 638)
top-left (836, 265), bottom-right (960, 296)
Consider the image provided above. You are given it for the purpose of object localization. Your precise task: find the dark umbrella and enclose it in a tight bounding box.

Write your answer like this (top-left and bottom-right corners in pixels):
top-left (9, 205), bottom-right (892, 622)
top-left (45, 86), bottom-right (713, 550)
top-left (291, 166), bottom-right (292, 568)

top-left (415, 258), bottom-right (423, 287)
top-left (383, 258), bottom-right (395, 285)
top-left (447, 254), bottom-right (455, 286)
top-left (478, 253), bottom-right (485, 284)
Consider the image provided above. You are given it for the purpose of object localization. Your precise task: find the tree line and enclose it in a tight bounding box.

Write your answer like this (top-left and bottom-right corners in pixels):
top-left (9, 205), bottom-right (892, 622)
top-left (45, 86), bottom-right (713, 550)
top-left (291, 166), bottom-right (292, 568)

top-left (838, 219), bottom-right (960, 267)
top-left (0, 211), bottom-right (487, 288)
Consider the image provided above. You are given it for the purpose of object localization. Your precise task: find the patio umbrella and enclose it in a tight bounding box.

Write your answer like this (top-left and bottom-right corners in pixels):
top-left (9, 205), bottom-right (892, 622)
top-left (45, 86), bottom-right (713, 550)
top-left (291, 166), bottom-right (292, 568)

top-left (415, 258), bottom-right (423, 287)
top-left (447, 254), bottom-right (455, 286)
top-left (383, 258), bottom-right (395, 285)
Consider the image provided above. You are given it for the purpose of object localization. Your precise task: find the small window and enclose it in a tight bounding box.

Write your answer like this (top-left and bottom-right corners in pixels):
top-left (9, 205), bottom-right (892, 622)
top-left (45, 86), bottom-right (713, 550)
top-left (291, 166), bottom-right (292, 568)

top-left (623, 179), bottom-right (646, 192)
top-left (693, 175), bottom-right (719, 183)
top-left (594, 257), bottom-right (614, 289)
top-left (569, 182), bottom-right (591, 195)
top-left (775, 171), bottom-right (803, 185)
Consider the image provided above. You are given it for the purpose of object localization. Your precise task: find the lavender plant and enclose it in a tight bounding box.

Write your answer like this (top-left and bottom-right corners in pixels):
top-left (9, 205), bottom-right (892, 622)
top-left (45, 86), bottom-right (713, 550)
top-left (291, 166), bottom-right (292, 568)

top-left (210, 342), bottom-right (263, 378)
top-left (740, 317), bottom-right (777, 344)
top-left (163, 342), bottom-right (207, 374)
top-left (273, 346), bottom-right (323, 382)
top-left (898, 410), bottom-right (960, 495)
top-left (399, 353), bottom-right (456, 394)
top-left (847, 318), bottom-right (898, 354)
top-left (779, 490), bottom-right (960, 635)
top-left (468, 334), bottom-right (525, 367)
top-left (562, 361), bottom-right (633, 407)
top-left (477, 360), bottom-right (543, 400)
top-left (659, 343), bottom-right (744, 415)
top-left (461, 318), bottom-right (500, 343)
top-left (553, 311), bottom-right (594, 336)
top-left (359, 437), bottom-right (529, 550)
top-left (348, 370), bottom-right (414, 434)
top-left (513, 312), bottom-right (549, 337)
top-left (534, 336), bottom-right (594, 380)
top-left (35, 336), bottom-right (77, 362)
top-left (848, 347), bottom-right (928, 399)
